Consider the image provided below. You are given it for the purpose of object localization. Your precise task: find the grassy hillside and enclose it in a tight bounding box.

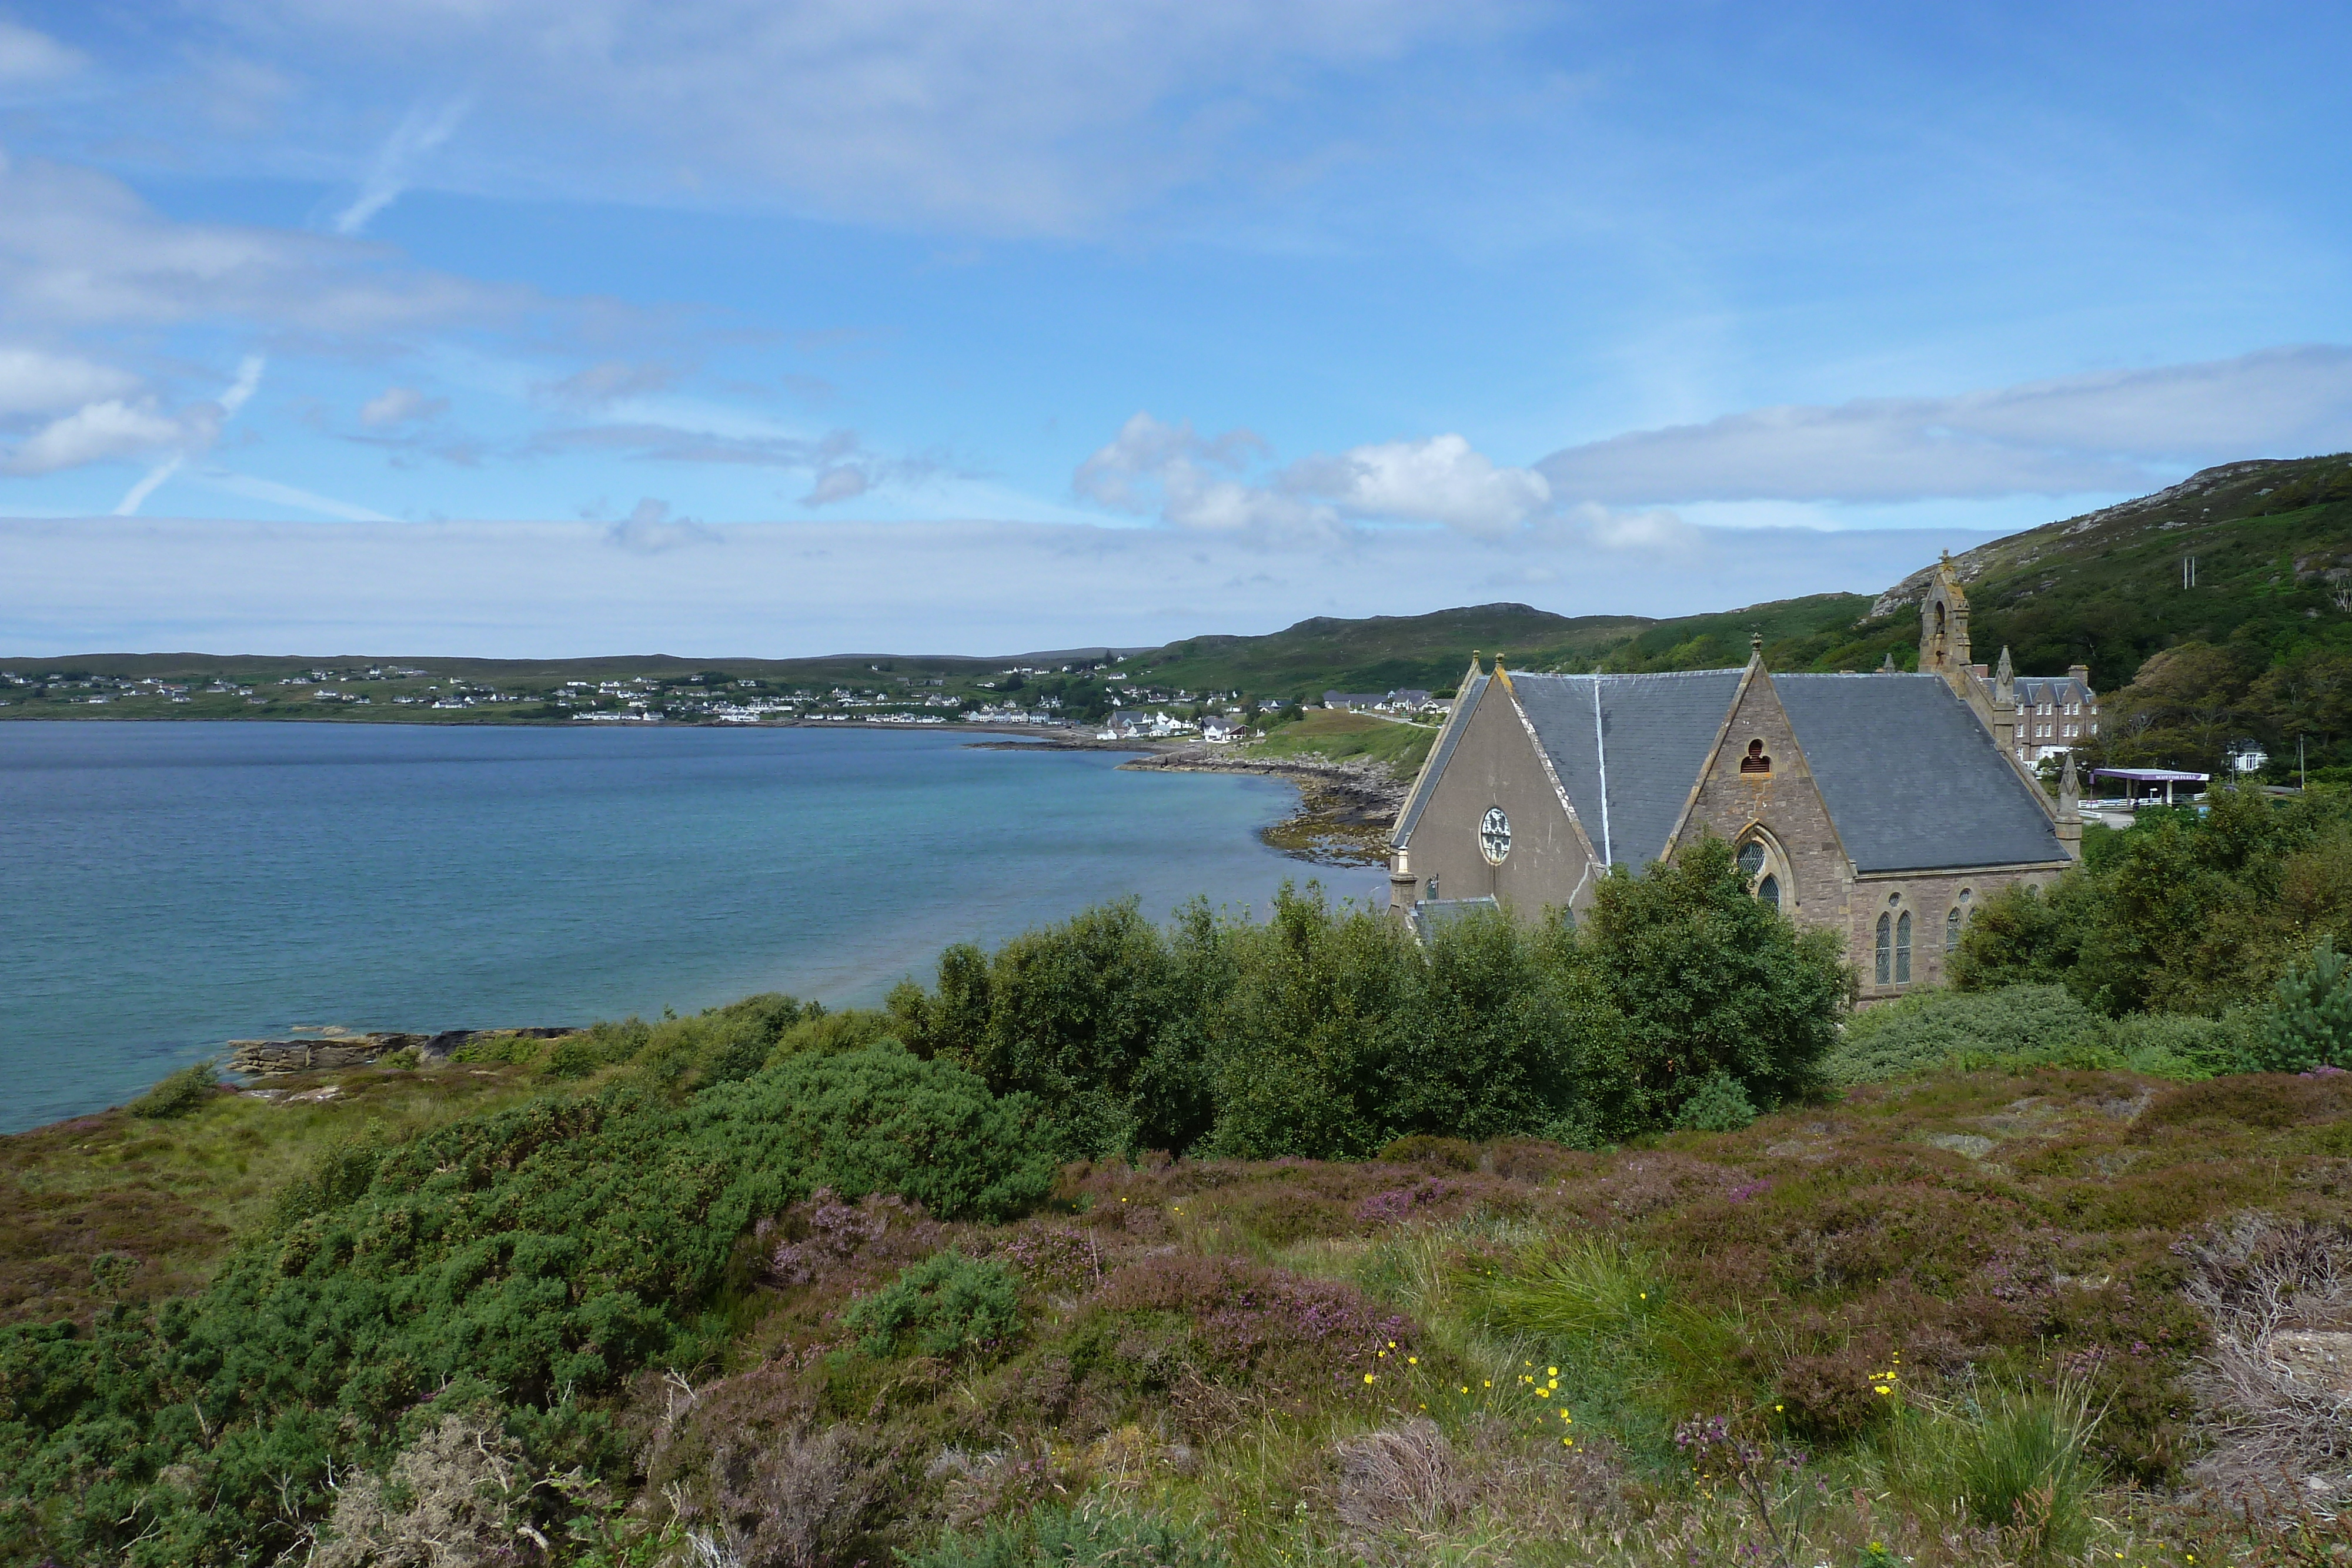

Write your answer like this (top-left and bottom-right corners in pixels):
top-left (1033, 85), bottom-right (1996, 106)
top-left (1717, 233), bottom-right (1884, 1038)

top-left (1120, 603), bottom-right (1652, 698)
top-left (1869, 453), bottom-right (2352, 693)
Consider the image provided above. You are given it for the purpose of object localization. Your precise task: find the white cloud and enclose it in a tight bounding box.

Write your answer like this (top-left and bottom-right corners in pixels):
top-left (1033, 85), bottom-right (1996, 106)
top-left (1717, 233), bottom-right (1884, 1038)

top-left (4, 400), bottom-right (184, 475)
top-left (193, 0), bottom-right (1498, 235)
top-left (0, 513), bottom-right (2005, 660)
top-left (0, 347), bottom-right (139, 416)
top-left (533, 361), bottom-right (680, 410)
top-left (197, 469), bottom-right (396, 522)
top-left (360, 385), bottom-right (448, 426)
top-left (0, 155), bottom-right (525, 333)
top-left (1076, 412), bottom-right (1548, 540)
top-left (605, 497), bottom-right (721, 553)
top-left (1291, 433), bottom-right (1550, 536)
top-left (0, 19), bottom-right (85, 85)
top-left (91, 356), bottom-right (268, 513)
top-left (800, 464), bottom-right (870, 507)
top-left (1538, 345), bottom-right (2352, 506)
top-left (334, 99), bottom-right (470, 236)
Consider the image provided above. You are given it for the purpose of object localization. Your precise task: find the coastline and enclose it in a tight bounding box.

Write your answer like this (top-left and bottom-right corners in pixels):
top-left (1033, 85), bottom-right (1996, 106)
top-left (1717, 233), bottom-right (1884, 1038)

top-left (1119, 745), bottom-right (1406, 866)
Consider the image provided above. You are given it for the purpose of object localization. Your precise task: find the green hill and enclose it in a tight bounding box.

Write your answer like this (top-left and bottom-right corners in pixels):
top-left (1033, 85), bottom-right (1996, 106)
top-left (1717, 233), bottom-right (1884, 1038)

top-left (1868, 452), bottom-right (2352, 693)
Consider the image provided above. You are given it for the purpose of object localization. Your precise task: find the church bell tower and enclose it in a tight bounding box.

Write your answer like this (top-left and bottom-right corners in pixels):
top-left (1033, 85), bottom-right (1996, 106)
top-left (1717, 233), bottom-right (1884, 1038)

top-left (1918, 552), bottom-right (1973, 691)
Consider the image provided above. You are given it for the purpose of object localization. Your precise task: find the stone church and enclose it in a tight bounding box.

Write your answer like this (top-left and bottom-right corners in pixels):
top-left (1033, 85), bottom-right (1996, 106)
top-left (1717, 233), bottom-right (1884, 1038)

top-left (1387, 557), bottom-right (2082, 1001)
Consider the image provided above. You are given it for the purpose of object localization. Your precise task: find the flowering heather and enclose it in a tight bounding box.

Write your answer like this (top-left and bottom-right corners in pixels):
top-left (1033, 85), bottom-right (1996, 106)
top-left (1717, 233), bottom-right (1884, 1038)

top-left (1355, 1178), bottom-right (1458, 1223)
top-left (1094, 1253), bottom-right (1414, 1376)
top-left (764, 1187), bottom-right (919, 1285)
top-left (988, 1225), bottom-right (1107, 1291)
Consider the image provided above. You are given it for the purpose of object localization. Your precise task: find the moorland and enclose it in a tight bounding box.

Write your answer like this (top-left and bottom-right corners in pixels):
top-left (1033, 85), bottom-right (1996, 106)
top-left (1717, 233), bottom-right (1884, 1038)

top-left (6, 788), bottom-right (2352, 1568)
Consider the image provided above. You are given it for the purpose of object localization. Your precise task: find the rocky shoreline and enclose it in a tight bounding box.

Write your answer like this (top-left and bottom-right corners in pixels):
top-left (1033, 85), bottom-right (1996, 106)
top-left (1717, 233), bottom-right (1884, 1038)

top-left (226, 1027), bottom-right (582, 1075)
top-left (1119, 747), bottom-right (1407, 866)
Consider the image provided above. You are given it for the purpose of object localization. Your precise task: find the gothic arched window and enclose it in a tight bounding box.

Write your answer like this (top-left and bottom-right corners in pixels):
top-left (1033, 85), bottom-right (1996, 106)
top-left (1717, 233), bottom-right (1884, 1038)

top-left (1875, 914), bottom-right (1892, 985)
top-left (1895, 911), bottom-right (1913, 983)
top-left (1758, 874), bottom-right (1780, 911)
top-left (1946, 907), bottom-right (1962, 952)
top-left (1736, 841), bottom-right (1765, 881)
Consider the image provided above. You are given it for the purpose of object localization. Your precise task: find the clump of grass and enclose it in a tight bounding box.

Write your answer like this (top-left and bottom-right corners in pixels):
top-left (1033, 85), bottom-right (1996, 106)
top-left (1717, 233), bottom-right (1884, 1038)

top-left (1868, 1379), bottom-right (2105, 1563)
top-left (126, 1060), bottom-right (219, 1119)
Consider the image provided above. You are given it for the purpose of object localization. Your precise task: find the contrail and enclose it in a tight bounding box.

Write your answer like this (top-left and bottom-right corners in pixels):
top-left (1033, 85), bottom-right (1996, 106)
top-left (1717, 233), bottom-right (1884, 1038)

top-left (113, 355), bottom-right (267, 516)
top-left (335, 99), bottom-right (470, 236)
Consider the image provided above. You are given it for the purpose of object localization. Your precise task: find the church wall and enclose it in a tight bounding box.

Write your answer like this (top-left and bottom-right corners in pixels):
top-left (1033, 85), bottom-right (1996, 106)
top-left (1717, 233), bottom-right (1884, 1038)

top-left (1400, 679), bottom-right (1598, 916)
top-left (1847, 866), bottom-right (2062, 1002)
top-left (1668, 668), bottom-right (1856, 947)
top-left (1663, 667), bottom-right (2072, 1001)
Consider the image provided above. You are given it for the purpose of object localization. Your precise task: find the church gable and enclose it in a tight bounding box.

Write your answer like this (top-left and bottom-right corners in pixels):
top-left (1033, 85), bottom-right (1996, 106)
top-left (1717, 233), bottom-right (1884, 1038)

top-left (1390, 667), bottom-right (1600, 914)
top-left (1511, 669), bottom-right (1745, 866)
top-left (1666, 664), bottom-right (1848, 920)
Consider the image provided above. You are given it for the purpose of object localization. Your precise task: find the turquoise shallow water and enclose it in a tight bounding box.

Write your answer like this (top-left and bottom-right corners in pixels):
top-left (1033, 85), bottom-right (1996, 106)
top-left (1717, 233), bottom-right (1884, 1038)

top-left (0, 722), bottom-right (1368, 1133)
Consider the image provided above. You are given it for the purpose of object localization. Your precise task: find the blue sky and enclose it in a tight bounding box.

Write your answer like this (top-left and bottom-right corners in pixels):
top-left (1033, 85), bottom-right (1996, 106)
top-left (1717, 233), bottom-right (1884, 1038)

top-left (2, 1), bottom-right (2350, 656)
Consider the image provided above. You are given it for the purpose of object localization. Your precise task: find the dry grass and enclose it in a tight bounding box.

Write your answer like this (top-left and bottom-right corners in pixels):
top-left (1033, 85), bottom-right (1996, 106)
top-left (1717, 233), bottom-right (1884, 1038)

top-left (2181, 1212), bottom-right (2352, 1505)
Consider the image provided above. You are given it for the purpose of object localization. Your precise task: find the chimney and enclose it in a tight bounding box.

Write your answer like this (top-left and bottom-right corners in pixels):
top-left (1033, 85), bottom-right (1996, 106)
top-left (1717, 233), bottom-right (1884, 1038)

top-left (2067, 663), bottom-right (2092, 696)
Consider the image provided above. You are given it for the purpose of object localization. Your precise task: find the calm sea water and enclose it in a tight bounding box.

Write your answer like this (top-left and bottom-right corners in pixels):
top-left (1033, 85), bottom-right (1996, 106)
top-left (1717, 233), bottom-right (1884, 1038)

top-left (0, 722), bottom-right (1372, 1133)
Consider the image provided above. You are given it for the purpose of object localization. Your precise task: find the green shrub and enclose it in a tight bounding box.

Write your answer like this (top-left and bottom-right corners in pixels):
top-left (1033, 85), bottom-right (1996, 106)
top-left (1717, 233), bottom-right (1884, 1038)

top-left (2103, 1009), bottom-right (2248, 1079)
top-left (1576, 835), bottom-right (1849, 1123)
top-left (449, 1032), bottom-right (547, 1065)
top-left (2249, 935), bottom-right (2352, 1072)
top-left (1673, 1070), bottom-right (1756, 1132)
top-left (126, 1061), bottom-right (218, 1118)
top-left (1955, 788), bottom-right (2352, 1015)
top-left (843, 1251), bottom-right (1022, 1360)
top-left (1826, 985), bottom-right (2106, 1084)
top-left (541, 1037), bottom-right (601, 1078)
top-left (905, 1505), bottom-right (1228, 1568)
top-left (0, 1042), bottom-right (1048, 1567)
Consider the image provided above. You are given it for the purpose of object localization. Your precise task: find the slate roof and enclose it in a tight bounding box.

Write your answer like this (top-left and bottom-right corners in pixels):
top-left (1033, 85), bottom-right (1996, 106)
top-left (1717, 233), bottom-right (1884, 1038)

top-left (1391, 670), bottom-right (1489, 846)
top-left (1401, 664), bottom-right (2068, 876)
top-left (2013, 675), bottom-right (2094, 709)
top-left (1775, 674), bottom-right (2067, 871)
top-left (1511, 670), bottom-right (1745, 866)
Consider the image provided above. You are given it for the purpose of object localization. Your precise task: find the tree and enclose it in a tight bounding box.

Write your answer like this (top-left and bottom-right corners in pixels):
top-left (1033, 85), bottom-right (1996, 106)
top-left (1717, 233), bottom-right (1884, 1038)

top-left (1574, 835), bottom-right (1850, 1122)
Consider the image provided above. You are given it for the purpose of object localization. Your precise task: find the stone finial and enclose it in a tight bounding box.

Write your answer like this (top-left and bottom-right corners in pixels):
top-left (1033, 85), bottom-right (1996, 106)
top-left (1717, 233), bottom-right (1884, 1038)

top-left (1749, 630), bottom-right (1763, 658)
top-left (1994, 645), bottom-right (2016, 704)
top-left (2056, 751), bottom-right (2084, 857)
top-left (1879, 650), bottom-right (1897, 674)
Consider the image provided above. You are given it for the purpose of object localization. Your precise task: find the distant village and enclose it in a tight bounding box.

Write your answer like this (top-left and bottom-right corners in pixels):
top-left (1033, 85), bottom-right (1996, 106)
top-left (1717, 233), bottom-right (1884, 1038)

top-left (0, 658), bottom-right (1441, 742)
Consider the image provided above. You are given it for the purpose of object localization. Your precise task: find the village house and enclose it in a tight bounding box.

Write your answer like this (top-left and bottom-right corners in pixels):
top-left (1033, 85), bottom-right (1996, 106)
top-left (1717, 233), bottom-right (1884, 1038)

top-left (1387, 557), bottom-right (2083, 1002)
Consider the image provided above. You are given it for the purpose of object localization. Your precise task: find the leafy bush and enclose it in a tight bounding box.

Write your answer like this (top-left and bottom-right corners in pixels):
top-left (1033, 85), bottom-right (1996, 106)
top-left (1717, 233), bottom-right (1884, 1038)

top-left (1955, 787), bottom-right (2352, 1015)
top-left (0, 1043), bottom-right (1047, 1566)
top-left (905, 1505), bottom-right (1228, 1568)
top-left (1672, 1070), bottom-right (1756, 1132)
top-left (449, 1031), bottom-right (549, 1065)
top-left (1826, 985), bottom-right (2107, 1084)
top-left (2249, 935), bottom-right (2352, 1072)
top-left (126, 1061), bottom-right (218, 1119)
top-left (843, 1251), bottom-right (1022, 1359)
top-left (890, 850), bottom-right (1850, 1161)
top-left (1576, 835), bottom-right (1849, 1123)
